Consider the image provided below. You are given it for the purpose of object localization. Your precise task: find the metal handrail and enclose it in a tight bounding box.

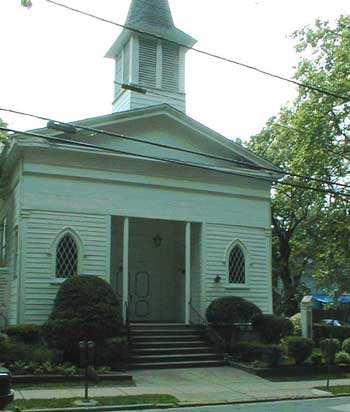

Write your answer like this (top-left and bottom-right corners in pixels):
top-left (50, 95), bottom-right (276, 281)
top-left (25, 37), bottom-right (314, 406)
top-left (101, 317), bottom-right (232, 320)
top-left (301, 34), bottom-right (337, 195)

top-left (189, 302), bottom-right (226, 354)
top-left (125, 301), bottom-right (131, 348)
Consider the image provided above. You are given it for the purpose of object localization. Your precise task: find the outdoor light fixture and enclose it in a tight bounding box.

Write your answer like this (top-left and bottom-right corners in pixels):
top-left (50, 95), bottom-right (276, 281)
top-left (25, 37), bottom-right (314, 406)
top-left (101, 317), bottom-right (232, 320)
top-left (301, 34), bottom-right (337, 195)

top-left (153, 234), bottom-right (162, 247)
top-left (214, 275), bottom-right (222, 283)
top-left (47, 120), bottom-right (77, 134)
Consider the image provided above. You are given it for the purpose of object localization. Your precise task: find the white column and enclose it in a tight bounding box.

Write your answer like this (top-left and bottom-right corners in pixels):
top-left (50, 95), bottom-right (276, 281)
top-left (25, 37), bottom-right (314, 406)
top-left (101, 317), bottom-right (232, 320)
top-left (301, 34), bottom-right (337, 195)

top-left (122, 217), bottom-right (129, 324)
top-left (185, 222), bottom-right (191, 325)
top-left (301, 295), bottom-right (313, 338)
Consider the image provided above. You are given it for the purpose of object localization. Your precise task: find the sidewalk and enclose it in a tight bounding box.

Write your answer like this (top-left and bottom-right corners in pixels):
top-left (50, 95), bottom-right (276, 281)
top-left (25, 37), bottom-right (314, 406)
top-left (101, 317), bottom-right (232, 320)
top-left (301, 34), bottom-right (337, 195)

top-left (13, 367), bottom-right (342, 404)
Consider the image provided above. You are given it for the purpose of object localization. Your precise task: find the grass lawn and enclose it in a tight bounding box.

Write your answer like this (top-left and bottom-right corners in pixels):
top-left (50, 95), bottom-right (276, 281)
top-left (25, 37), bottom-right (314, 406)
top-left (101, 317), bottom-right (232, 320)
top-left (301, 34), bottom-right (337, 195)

top-left (9, 394), bottom-right (178, 410)
top-left (316, 385), bottom-right (350, 394)
top-left (13, 381), bottom-right (134, 390)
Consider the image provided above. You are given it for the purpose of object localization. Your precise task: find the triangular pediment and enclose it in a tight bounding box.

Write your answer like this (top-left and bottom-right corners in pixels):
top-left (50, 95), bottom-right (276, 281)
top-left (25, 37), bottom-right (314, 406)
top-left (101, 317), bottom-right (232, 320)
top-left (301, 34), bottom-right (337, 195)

top-left (69, 104), bottom-right (281, 177)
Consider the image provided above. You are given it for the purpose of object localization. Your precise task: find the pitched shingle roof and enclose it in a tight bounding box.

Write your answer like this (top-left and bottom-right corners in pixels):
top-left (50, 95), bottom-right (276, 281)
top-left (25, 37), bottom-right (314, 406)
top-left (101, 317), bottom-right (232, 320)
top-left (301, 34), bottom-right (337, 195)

top-left (125, 0), bottom-right (196, 47)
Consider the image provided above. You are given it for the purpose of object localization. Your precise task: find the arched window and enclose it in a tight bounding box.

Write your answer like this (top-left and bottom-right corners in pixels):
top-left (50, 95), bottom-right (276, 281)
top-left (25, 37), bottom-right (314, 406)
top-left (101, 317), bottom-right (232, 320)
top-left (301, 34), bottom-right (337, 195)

top-left (228, 245), bottom-right (246, 285)
top-left (55, 233), bottom-right (78, 278)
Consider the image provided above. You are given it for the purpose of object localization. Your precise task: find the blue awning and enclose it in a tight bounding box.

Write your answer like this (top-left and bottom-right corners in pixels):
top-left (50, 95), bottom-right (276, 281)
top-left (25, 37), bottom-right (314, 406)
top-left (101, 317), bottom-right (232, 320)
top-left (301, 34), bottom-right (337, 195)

top-left (311, 293), bottom-right (350, 304)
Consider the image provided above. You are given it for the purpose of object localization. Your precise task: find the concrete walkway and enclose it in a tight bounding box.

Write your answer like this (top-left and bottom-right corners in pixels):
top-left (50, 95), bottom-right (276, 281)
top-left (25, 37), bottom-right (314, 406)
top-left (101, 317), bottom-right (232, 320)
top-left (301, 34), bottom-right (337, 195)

top-left (13, 367), bottom-right (343, 404)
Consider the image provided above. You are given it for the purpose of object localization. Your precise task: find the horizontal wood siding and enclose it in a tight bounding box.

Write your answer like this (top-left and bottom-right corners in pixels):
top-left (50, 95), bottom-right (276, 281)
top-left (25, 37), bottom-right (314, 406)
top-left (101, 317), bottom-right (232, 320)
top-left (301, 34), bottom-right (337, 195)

top-left (204, 223), bottom-right (271, 314)
top-left (129, 90), bottom-right (185, 113)
top-left (22, 211), bottom-right (110, 324)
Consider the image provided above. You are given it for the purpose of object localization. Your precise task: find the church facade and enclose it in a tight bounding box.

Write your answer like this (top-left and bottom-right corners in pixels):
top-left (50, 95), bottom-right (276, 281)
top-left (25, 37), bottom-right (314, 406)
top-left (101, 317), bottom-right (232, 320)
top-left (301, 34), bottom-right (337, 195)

top-left (0, 0), bottom-right (279, 326)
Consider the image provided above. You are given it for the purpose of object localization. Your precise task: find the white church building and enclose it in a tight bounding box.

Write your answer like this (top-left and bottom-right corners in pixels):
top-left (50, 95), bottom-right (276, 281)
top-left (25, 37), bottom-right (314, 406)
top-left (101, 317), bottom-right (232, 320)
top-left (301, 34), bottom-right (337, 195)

top-left (0, 0), bottom-right (279, 326)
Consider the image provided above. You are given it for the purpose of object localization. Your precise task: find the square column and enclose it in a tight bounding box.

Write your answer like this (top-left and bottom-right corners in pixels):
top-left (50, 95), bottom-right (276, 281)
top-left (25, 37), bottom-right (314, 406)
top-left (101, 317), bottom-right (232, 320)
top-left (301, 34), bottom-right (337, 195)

top-left (123, 217), bottom-right (129, 324)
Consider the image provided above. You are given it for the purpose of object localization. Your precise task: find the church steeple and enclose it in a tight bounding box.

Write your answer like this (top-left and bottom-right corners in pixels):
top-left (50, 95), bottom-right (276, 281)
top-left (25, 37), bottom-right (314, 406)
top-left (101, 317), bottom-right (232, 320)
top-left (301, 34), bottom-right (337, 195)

top-left (106, 0), bottom-right (196, 113)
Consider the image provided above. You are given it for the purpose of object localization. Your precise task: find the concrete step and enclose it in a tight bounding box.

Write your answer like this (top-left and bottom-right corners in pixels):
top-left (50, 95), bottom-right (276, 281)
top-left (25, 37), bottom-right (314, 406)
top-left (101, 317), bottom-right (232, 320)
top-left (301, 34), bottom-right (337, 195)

top-left (131, 329), bottom-right (203, 336)
top-left (131, 353), bottom-right (223, 363)
top-left (129, 359), bottom-right (226, 370)
top-left (132, 341), bottom-right (208, 349)
top-left (132, 334), bottom-right (203, 342)
top-left (132, 347), bottom-right (214, 356)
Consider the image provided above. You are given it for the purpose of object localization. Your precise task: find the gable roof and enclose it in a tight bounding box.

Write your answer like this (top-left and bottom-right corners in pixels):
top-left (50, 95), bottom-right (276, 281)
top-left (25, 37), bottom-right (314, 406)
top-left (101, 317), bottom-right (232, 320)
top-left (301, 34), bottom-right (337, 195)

top-left (25, 104), bottom-right (282, 178)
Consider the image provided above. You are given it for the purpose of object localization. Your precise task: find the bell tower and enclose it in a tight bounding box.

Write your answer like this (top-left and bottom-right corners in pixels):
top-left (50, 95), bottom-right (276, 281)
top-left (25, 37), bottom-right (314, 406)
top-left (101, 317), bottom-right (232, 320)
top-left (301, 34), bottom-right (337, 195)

top-left (106, 0), bottom-right (196, 113)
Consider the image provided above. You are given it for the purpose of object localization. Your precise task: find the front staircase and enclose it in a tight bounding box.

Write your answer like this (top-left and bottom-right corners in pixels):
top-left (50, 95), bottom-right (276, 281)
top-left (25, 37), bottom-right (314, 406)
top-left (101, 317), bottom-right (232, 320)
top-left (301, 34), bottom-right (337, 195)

top-left (129, 323), bottom-right (226, 370)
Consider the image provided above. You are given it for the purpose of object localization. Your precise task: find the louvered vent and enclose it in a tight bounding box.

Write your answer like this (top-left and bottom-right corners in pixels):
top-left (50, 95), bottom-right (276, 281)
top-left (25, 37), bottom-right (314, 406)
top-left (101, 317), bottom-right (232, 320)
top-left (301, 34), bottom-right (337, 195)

top-left (114, 57), bottom-right (122, 96)
top-left (139, 37), bottom-right (157, 88)
top-left (162, 42), bottom-right (179, 92)
top-left (123, 41), bottom-right (130, 83)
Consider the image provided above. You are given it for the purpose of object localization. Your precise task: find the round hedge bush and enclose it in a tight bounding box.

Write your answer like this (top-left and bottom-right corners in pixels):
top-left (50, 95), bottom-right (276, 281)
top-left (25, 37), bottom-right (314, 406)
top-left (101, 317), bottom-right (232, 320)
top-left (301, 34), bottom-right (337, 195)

top-left (342, 338), bottom-right (350, 354)
top-left (286, 336), bottom-right (313, 365)
top-left (252, 314), bottom-right (293, 344)
top-left (320, 338), bottom-right (340, 365)
top-left (43, 275), bottom-right (121, 362)
top-left (206, 296), bottom-right (262, 325)
top-left (335, 351), bottom-right (350, 365)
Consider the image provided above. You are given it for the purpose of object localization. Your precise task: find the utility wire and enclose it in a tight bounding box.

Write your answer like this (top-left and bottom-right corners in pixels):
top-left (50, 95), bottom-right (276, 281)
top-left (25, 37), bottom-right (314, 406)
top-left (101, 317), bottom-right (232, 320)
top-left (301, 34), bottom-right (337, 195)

top-left (1, 106), bottom-right (349, 190)
top-left (42, 0), bottom-right (349, 102)
top-left (1, 125), bottom-right (350, 200)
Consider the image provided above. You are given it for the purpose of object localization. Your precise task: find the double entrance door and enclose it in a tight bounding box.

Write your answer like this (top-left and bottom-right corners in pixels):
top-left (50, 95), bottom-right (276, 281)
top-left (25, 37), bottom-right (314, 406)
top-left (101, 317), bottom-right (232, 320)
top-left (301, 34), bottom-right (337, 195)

top-left (116, 234), bottom-right (181, 322)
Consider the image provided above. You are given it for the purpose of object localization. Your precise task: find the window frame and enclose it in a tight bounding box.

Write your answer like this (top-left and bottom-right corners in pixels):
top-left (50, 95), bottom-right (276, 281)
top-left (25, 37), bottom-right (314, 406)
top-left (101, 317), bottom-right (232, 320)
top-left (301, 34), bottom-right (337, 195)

top-left (52, 229), bottom-right (82, 283)
top-left (225, 240), bottom-right (250, 289)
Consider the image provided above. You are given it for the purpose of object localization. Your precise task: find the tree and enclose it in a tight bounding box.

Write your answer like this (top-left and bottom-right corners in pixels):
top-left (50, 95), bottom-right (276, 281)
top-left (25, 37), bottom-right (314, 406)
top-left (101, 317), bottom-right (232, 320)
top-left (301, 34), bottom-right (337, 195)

top-left (249, 16), bottom-right (350, 315)
top-left (21, 0), bottom-right (33, 8)
top-left (0, 119), bottom-right (8, 144)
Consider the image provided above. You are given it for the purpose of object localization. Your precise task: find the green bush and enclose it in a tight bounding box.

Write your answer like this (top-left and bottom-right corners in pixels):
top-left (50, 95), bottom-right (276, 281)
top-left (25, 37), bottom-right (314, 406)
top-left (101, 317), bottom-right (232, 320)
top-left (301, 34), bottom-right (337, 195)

top-left (320, 338), bottom-right (340, 364)
top-left (335, 351), bottom-right (350, 365)
top-left (289, 313), bottom-right (302, 336)
top-left (5, 324), bottom-right (41, 344)
top-left (286, 336), bottom-right (313, 365)
top-left (342, 338), bottom-right (350, 354)
top-left (230, 342), bottom-right (265, 362)
top-left (43, 275), bottom-right (121, 362)
top-left (206, 296), bottom-right (262, 325)
top-left (97, 337), bottom-right (128, 369)
top-left (252, 314), bottom-right (293, 344)
top-left (311, 351), bottom-right (323, 366)
top-left (261, 345), bottom-right (283, 367)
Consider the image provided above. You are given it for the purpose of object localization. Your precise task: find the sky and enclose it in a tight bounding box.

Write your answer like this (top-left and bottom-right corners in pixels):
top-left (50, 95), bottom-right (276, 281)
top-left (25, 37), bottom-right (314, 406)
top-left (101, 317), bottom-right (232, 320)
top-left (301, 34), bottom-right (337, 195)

top-left (0, 0), bottom-right (349, 141)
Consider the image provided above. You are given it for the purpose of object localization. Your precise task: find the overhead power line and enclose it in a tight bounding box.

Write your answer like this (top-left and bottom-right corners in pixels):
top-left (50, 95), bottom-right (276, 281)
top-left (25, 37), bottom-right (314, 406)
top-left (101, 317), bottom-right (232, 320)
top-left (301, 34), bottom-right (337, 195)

top-left (1, 125), bottom-right (350, 201)
top-left (42, 0), bottom-right (349, 102)
top-left (1, 106), bottom-right (349, 191)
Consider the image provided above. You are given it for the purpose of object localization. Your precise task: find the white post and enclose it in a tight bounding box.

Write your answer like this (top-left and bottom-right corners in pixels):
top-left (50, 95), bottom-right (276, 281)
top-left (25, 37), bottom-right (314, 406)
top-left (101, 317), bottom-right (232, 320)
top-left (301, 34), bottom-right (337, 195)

top-left (185, 222), bottom-right (191, 325)
top-left (123, 217), bottom-right (129, 324)
top-left (301, 295), bottom-right (313, 338)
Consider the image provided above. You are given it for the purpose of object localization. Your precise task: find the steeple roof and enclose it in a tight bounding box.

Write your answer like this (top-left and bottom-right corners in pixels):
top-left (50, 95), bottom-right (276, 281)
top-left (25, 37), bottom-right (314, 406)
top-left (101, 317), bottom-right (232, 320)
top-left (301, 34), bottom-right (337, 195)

top-left (126, 0), bottom-right (196, 48)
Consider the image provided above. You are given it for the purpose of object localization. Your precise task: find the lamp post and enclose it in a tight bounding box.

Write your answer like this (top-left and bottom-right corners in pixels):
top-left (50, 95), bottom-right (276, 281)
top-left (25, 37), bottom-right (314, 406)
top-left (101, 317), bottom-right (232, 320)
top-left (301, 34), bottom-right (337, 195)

top-left (74, 340), bottom-right (98, 407)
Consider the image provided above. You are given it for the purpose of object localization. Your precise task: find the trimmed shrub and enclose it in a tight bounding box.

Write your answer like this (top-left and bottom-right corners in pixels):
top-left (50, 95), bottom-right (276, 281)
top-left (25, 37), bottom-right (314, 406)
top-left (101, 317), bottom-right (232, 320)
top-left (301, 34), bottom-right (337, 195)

top-left (206, 296), bottom-right (262, 325)
top-left (335, 351), bottom-right (350, 365)
top-left (252, 314), bottom-right (293, 344)
top-left (5, 324), bottom-right (41, 344)
top-left (320, 338), bottom-right (340, 364)
top-left (311, 351), bottom-right (323, 366)
top-left (230, 342), bottom-right (265, 362)
top-left (342, 338), bottom-right (350, 354)
top-left (97, 337), bottom-right (128, 370)
top-left (261, 345), bottom-right (283, 367)
top-left (286, 336), bottom-right (313, 365)
top-left (43, 275), bottom-right (121, 362)
top-left (289, 313), bottom-right (302, 336)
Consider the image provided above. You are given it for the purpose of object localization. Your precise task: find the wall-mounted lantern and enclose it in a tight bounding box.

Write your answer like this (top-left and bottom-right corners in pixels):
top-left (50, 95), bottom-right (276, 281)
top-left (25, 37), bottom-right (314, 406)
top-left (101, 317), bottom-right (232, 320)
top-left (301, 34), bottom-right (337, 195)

top-left (214, 275), bottom-right (222, 283)
top-left (153, 234), bottom-right (162, 248)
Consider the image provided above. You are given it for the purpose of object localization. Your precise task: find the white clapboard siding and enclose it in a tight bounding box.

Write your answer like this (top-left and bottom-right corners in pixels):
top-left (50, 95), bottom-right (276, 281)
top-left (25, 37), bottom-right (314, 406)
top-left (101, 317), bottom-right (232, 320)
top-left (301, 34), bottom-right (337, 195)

top-left (129, 89), bottom-right (185, 112)
top-left (204, 223), bottom-right (271, 314)
top-left (22, 211), bottom-right (110, 324)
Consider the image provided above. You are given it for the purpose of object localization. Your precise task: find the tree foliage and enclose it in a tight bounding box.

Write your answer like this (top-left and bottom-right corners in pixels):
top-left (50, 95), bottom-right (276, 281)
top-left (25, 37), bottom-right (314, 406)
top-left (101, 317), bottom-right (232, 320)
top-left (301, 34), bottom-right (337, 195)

top-left (249, 16), bottom-right (350, 314)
